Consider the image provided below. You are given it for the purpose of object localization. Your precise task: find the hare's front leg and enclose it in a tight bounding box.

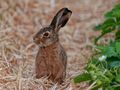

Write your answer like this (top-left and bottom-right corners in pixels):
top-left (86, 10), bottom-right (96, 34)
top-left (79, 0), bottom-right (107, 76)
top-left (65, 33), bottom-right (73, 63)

top-left (54, 64), bottom-right (65, 84)
top-left (36, 59), bottom-right (48, 78)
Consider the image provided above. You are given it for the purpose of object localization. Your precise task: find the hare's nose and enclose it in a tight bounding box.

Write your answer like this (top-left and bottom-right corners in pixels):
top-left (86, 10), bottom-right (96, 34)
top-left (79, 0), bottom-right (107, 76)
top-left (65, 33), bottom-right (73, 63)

top-left (33, 36), bottom-right (38, 42)
top-left (33, 37), bottom-right (40, 44)
top-left (33, 36), bottom-right (36, 41)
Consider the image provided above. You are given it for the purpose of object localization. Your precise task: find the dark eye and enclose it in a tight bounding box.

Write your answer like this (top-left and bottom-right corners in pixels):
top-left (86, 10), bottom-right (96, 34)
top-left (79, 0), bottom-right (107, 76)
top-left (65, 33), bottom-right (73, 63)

top-left (43, 31), bottom-right (50, 37)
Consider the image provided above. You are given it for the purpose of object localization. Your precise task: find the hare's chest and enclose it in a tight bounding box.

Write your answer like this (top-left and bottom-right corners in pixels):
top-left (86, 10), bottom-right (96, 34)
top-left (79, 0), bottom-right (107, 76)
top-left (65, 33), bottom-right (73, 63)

top-left (37, 47), bottom-right (62, 65)
top-left (37, 47), bottom-right (61, 74)
top-left (41, 47), bottom-right (60, 62)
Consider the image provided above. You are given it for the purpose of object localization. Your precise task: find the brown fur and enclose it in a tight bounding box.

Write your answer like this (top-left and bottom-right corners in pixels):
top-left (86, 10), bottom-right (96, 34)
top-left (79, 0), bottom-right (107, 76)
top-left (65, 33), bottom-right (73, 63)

top-left (36, 42), bottom-right (67, 83)
top-left (33, 8), bottom-right (72, 84)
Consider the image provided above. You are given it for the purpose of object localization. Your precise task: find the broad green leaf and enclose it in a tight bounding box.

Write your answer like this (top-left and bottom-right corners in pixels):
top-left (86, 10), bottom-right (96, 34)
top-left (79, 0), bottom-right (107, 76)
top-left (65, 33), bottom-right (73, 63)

top-left (97, 46), bottom-right (116, 57)
top-left (94, 24), bottom-right (102, 30)
top-left (115, 74), bottom-right (120, 82)
top-left (116, 17), bottom-right (120, 23)
top-left (106, 56), bottom-right (120, 61)
top-left (95, 26), bottom-right (115, 43)
top-left (76, 4), bottom-right (120, 89)
top-left (114, 4), bottom-right (120, 9)
top-left (115, 42), bottom-right (120, 54)
top-left (104, 86), bottom-right (116, 90)
top-left (109, 61), bottom-right (120, 68)
top-left (101, 27), bottom-right (115, 35)
top-left (112, 7), bottom-right (120, 17)
top-left (91, 84), bottom-right (102, 90)
top-left (115, 30), bottom-right (120, 40)
top-left (105, 47), bottom-right (116, 57)
top-left (107, 57), bottom-right (120, 68)
top-left (105, 11), bottom-right (114, 18)
top-left (74, 73), bottom-right (91, 83)
top-left (95, 19), bottom-right (116, 30)
top-left (105, 4), bottom-right (120, 18)
top-left (101, 19), bottom-right (116, 30)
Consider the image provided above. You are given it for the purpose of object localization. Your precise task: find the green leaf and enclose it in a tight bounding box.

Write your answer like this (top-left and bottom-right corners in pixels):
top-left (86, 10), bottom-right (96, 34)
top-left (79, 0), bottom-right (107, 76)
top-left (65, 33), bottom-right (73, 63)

top-left (105, 86), bottom-right (116, 90)
top-left (105, 47), bottom-right (116, 57)
top-left (95, 26), bottom-right (115, 43)
top-left (97, 45), bottom-right (116, 57)
top-left (95, 18), bottom-right (116, 31)
top-left (106, 56), bottom-right (120, 68)
top-left (115, 74), bottom-right (120, 82)
top-left (115, 30), bottom-right (120, 40)
top-left (114, 4), bottom-right (120, 9)
top-left (105, 4), bottom-right (120, 18)
top-left (94, 24), bottom-right (102, 30)
top-left (102, 19), bottom-right (116, 29)
top-left (109, 61), bottom-right (120, 68)
top-left (115, 42), bottom-right (120, 54)
top-left (95, 4), bottom-right (120, 44)
top-left (91, 85), bottom-right (102, 90)
top-left (75, 4), bottom-right (120, 89)
top-left (74, 73), bottom-right (91, 83)
top-left (112, 8), bottom-right (120, 18)
top-left (116, 17), bottom-right (120, 24)
top-left (105, 11), bottom-right (114, 18)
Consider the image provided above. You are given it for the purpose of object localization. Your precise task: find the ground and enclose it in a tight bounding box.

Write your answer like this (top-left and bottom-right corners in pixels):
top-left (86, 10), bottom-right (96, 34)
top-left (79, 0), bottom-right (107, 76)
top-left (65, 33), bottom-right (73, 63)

top-left (0, 0), bottom-right (119, 90)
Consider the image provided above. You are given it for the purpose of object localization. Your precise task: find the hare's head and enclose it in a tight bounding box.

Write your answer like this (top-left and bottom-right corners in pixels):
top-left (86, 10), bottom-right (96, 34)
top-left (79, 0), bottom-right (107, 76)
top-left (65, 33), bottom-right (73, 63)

top-left (33, 8), bottom-right (72, 47)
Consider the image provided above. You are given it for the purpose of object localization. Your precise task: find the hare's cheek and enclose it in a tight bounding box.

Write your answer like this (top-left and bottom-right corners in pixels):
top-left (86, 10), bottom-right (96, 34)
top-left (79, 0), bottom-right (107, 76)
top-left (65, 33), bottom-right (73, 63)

top-left (34, 40), bottom-right (40, 44)
top-left (46, 39), bottom-right (53, 44)
top-left (34, 38), bottom-right (42, 44)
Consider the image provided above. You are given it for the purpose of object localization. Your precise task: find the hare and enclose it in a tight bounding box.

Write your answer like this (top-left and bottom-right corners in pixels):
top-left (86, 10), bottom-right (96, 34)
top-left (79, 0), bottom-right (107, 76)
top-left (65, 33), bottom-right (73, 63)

top-left (33, 8), bottom-right (72, 84)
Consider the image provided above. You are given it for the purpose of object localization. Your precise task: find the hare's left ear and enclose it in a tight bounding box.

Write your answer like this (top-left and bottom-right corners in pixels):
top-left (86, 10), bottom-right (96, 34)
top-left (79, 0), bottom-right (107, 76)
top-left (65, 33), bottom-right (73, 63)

top-left (50, 8), bottom-right (72, 32)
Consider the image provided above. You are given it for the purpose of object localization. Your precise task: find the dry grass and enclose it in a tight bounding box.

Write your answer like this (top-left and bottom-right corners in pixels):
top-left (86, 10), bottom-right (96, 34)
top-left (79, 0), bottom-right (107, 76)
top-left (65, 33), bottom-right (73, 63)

top-left (0, 0), bottom-right (119, 90)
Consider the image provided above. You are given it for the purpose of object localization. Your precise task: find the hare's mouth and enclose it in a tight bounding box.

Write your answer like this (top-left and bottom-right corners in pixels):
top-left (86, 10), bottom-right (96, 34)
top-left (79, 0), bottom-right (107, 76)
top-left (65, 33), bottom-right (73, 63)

top-left (33, 39), bottom-right (47, 47)
top-left (33, 37), bottom-right (55, 47)
top-left (36, 41), bottom-right (54, 47)
top-left (33, 37), bottom-right (44, 44)
top-left (34, 41), bottom-right (46, 47)
top-left (34, 40), bottom-right (43, 45)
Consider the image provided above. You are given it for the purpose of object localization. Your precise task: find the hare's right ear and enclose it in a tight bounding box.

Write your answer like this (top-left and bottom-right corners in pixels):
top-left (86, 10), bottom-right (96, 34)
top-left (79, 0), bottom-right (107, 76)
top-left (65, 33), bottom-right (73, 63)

top-left (50, 8), bottom-right (72, 32)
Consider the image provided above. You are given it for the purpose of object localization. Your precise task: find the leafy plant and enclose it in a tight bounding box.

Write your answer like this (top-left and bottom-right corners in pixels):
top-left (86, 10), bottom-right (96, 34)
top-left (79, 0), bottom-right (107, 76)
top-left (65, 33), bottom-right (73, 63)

top-left (74, 73), bottom-right (91, 83)
top-left (74, 41), bottom-right (120, 90)
top-left (74, 4), bottom-right (120, 90)
top-left (95, 4), bottom-right (120, 43)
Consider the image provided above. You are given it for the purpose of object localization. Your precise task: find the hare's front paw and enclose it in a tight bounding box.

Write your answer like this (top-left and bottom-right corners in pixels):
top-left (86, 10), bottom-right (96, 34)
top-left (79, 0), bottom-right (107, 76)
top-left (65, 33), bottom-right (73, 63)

top-left (36, 71), bottom-right (48, 79)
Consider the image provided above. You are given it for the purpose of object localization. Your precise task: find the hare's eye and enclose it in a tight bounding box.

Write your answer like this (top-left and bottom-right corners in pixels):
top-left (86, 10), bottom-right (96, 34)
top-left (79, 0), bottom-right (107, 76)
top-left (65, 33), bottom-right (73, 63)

top-left (43, 31), bottom-right (50, 37)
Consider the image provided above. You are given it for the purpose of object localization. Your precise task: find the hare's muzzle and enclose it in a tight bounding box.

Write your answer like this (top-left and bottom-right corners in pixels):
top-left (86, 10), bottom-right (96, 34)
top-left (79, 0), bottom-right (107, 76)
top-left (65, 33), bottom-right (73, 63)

top-left (33, 36), bottom-right (39, 44)
top-left (33, 36), bottom-right (44, 45)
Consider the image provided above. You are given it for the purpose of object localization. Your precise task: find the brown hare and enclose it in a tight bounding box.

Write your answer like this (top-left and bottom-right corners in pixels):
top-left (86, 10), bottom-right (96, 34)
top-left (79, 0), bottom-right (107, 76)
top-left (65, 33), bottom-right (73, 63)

top-left (33, 8), bottom-right (72, 84)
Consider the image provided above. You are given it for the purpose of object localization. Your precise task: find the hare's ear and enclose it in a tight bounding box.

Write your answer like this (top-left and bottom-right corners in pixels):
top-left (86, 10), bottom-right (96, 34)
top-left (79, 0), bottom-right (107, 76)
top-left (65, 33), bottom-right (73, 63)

top-left (50, 8), bottom-right (72, 32)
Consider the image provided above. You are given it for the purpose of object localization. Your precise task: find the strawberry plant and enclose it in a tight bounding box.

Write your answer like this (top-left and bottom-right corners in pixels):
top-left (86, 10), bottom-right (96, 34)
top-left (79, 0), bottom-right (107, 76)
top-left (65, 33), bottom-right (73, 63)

top-left (95, 4), bottom-right (120, 43)
top-left (74, 4), bottom-right (120, 90)
top-left (74, 42), bottom-right (120, 90)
